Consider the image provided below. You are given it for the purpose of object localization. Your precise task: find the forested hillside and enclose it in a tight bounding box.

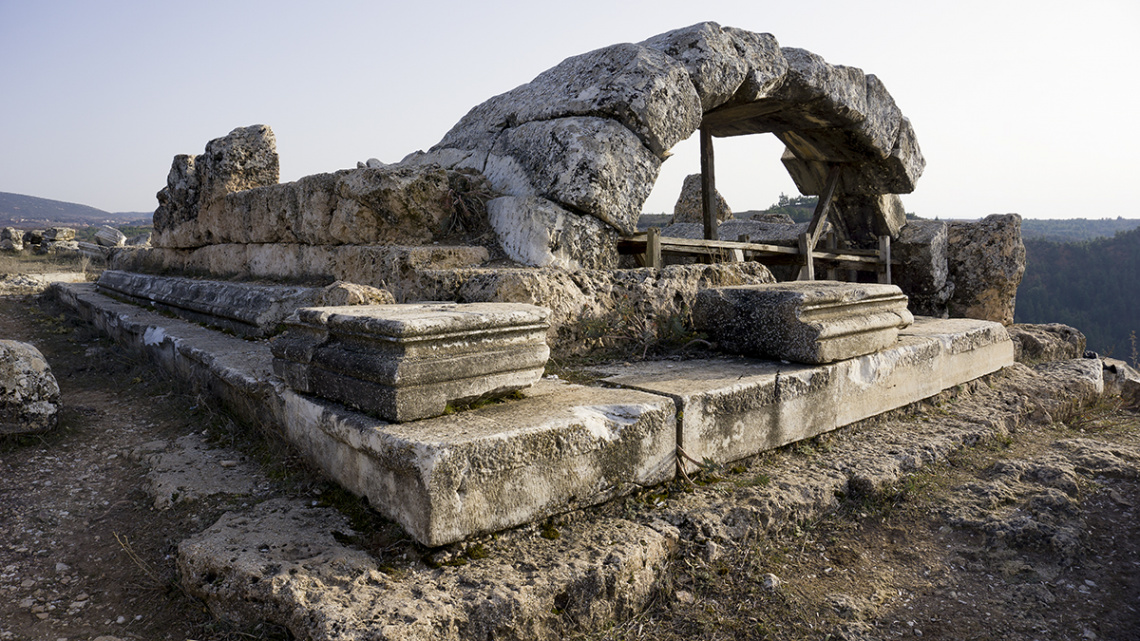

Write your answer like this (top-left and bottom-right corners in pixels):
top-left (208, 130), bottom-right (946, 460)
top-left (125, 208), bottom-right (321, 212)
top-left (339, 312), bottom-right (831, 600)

top-left (1016, 227), bottom-right (1140, 360)
top-left (1021, 217), bottom-right (1140, 242)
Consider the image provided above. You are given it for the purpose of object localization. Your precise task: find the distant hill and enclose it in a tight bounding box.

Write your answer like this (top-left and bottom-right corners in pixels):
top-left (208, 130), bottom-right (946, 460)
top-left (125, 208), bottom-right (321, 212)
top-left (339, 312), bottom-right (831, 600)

top-left (0, 192), bottom-right (151, 227)
top-left (1020, 217), bottom-right (1140, 242)
top-left (1016, 226), bottom-right (1140, 361)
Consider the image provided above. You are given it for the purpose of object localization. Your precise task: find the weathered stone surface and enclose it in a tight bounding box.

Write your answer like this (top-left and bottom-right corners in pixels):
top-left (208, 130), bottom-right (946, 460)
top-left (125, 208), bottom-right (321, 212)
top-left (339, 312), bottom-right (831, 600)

top-left (277, 379), bottom-right (676, 545)
top-left (36, 240), bottom-right (79, 255)
top-left (43, 227), bottom-right (76, 242)
top-left (672, 173), bottom-right (731, 224)
top-left (417, 262), bottom-right (776, 357)
top-left (133, 434), bottom-right (261, 509)
top-left (1007, 324), bottom-right (1087, 365)
top-left (892, 219), bottom-right (952, 317)
top-left (1123, 376), bottom-right (1140, 410)
top-left (94, 226), bottom-right (127, 247)
top-left (947, 214), bottom-right (1025, 325)
top-left (1102, 357), bottom-right (1140, 398)
top-left (22, 229), bottom-right (43, 245)
top-left (484, 117), bottom-right (661, 236)
top-left (599, 317), bottom-right (1013, 471)
top-left (0, 340), bottom-right (61, 435)
top-left (662, 219), bottom-right (808, 246)
top-left (75, 241), bottom-right (109, 261)
top-left (693, 282), bottom-right (914, 364)
top-left (317, 281), bottom-right (395, 306)
top-left (154, 125), bottom-right (279, 247)
top-left (831, 193), bottom-right (907, 245)
top-left (96, 270), bottom-right (331, 337)
top-left (437, 42), bottom-right (701, 159)
top-left (273, 303), bottom-right (551, 422)
top-left (487, 196), bottom-right (618, 270)
top-left (748, 212), bottom-right (795, 224)
top-left (781, 116), bottom-right (925, 196)
top-left (178, 498), bottom-right (676, 640)
top-left (641, 22), bottom-right (786, 112)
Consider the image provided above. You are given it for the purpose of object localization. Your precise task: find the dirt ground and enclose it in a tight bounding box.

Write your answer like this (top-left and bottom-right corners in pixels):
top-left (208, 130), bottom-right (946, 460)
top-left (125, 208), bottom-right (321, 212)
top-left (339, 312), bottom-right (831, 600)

top-left (1, 265), bottom-right (1138, 640)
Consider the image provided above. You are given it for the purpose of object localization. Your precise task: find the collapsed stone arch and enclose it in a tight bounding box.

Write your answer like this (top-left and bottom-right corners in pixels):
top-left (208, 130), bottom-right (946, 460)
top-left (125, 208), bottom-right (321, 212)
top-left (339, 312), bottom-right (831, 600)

top-left (404, 21), bottom-right (924, 267)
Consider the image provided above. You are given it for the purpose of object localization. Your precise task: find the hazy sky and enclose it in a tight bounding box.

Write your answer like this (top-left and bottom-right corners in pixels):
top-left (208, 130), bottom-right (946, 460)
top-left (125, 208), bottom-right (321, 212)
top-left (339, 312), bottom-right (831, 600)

top-left (2, 0), bottom-right (1137, 220)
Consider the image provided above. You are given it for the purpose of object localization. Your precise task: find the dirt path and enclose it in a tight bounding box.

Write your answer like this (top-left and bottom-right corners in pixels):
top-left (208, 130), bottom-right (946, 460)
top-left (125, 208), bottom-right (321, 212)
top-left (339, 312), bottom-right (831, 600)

top-left (0, 292), bottom-right (290, 641)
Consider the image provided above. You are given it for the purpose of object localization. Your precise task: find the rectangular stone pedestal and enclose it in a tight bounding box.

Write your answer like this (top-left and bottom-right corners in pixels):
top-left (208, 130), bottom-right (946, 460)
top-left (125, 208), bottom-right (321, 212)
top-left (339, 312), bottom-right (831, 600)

top-left (693, 281), bottom-right (914, 364)
top-left (272, 303), bottom-right (551, 422)
top-left (598, 317), bottom-right (1013, 473)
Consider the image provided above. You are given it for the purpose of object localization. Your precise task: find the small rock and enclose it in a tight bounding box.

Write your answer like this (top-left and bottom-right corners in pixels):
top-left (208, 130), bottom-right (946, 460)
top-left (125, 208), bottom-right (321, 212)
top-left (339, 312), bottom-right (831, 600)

top-left (762, 573), bottom-right (782, 591)
top-left (55, 562), bottom-right (70, 573)
top-left (675, 589), bottom-right (695, 604)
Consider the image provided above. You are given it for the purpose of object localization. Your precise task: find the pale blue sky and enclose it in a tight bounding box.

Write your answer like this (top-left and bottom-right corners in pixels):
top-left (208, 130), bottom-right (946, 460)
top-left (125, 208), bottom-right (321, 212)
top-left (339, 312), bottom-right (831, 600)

top-left (1, 0), bottom-right (1137, 219)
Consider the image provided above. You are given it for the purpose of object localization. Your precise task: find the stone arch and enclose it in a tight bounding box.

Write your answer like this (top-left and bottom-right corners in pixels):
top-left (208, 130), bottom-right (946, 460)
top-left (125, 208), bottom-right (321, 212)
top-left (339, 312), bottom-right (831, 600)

top-left (402, 22), bottom-right (924, 266)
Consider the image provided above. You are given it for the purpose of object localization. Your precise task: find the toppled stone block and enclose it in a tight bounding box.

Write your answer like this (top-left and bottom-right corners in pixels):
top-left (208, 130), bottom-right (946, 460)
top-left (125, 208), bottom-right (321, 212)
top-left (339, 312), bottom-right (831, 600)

top-left (672, 173), bottom-right (732, 224)
top-left (272, 303), bottom-right (551, 422)
top-left (0, 228), bottom-right (22, 252)
top-left (43, 227), bottom-right (76, 242)
top-left (947, 214), bottom-right (1025, 325)
top-left (22, 229), bottom-right (43, 245)
top-left (488, 196), bottom-right (618, 270)
top-left (1007, 323), bottom-right (1086, 365)
top-left (1103, 357), bottom-right (1140, 398)
top-left (0, 340), bottom-right (61, 435)
top-left (781, 116), bottom-right (925, 196)
top-left (316, 281), bottom-right (394, 307)
top-left (892, 219), bottom-right (952, 317)
top-left (94, 226), bottom-right (127, 247)
top-left (693, 282), bottom-right (914, 364)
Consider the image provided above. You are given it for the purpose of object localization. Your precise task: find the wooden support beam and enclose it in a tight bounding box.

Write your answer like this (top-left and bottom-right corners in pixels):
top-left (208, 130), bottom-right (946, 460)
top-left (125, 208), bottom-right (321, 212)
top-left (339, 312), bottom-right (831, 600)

top-left (646, 227), bottom-right (662, 269)
top-left (798, 232), bottom-right (815, 281)
top-left (878, 235), bottom-right (892, 284)
top-left (825, 231), bottom-right (839, 281)
top-left (700, 127), bottom-right (718, 241)
top-left (804, 164), bottom-right (842, 251)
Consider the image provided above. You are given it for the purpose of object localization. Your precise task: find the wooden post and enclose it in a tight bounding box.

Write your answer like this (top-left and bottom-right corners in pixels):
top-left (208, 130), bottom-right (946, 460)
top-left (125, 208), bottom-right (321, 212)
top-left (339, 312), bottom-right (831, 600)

top-left (798, 232), bottom-right (815, 281)
top-left (878, 235), bottom-right (892, 284)
top-left (699, 127), bottom-right (718, 242)
top-left (647, 227), bottom-right (662, 269)
top-left (825, 231), bottom-right (838, 281)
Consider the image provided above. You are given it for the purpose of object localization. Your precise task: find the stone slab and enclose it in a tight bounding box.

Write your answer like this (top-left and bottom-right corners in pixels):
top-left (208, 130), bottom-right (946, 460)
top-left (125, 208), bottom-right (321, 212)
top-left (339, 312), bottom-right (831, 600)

top-left (598, 317), bottom-right (1013, 472)
top-left (693, 282), bottom-right (914, 364)
top-left (49, 283), bottom-right (674, 546)
top-left (97, 270), bottom-right (327, 337)
top-left (272, 303), bottom-right (552, 422)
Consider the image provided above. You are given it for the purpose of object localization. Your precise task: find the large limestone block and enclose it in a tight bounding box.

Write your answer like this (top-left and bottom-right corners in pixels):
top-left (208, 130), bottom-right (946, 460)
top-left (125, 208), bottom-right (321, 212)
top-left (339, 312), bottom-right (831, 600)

top-left (781, 116), bottom-right (925, 196)
top-left (488, 196), bottom-right (618, 270)
top-left (947, 214), bottom-right (1025, 325)
top-left (672, 173), bottom-right (732, 224)
top-left (1006, 323), bottom-right (1086, 365)
top-left (43, 227), bottom-right (76, 242)
top-left (759, 48), bottom-right (869, 131)
top-left (831, 193), bottom-right (907, 246)
top-left (693, 282), bottom-right (914, 364)
top-left (775, 73), bottom-right (902, 163)
top-left (272, 303), bottom-right (551, 422)
top-left (1, 227), bottom-right (24, 251)
top-left (485, 117), bottom-right (662, 236)
top-left (276, 379), bottom-right (677, 546)
top-left (0, 340), bottom-right (61, 435)
top-left (436, 42), bottom-right (701, 158)
top-left (641, 22), bottom-right (786, 111)
top-left (893, 219), bottom-right (952, 317)
top-left (153, 125), bottom-right (279, 248)
top-left (600, 317), bottom-right (1013, 471)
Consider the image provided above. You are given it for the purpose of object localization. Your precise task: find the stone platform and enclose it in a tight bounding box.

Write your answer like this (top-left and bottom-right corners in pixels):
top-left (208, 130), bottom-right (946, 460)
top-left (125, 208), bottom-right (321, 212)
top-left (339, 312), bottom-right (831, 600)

top-left (51, 282), bottom-right (1012, 545)
top-left (597, 317), bottom-right (1012, 473)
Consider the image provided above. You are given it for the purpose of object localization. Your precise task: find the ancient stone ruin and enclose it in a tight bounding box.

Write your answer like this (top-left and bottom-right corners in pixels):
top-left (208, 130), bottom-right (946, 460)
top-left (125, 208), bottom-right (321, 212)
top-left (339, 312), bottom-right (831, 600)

top-left (52, 22), bottom-right (1026, 557)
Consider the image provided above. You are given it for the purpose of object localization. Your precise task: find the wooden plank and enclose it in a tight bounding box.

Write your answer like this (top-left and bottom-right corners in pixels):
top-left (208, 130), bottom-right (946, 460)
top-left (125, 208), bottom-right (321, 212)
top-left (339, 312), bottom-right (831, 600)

top-left (700, 128), bottom-right (718, 241)
top-left (657, 236), bottom-right (800, 255)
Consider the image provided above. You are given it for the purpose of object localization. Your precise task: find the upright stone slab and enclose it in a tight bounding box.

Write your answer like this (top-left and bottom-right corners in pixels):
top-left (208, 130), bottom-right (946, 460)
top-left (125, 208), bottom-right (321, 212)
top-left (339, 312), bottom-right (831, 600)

top-left (693, 282), bottom-right (914, 364)
top-left (273, 303), bottom-right (551, 422)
